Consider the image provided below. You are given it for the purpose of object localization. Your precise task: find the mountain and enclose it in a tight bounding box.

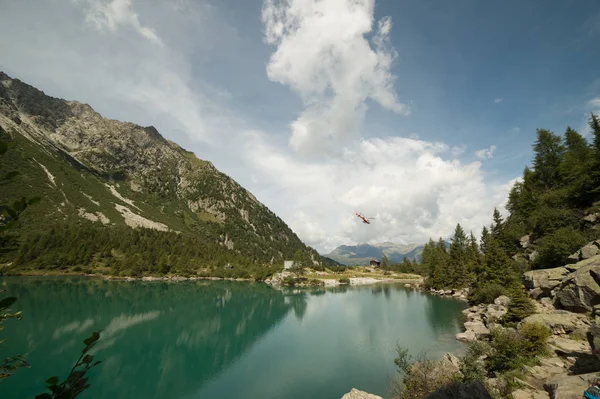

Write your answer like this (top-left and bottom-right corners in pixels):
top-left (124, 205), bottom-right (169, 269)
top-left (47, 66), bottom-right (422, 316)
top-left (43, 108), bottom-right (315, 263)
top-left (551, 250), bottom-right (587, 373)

top-left (0, 71), bottom-right (320, 276)
top-left (325, 242), bottom-right (426, 266)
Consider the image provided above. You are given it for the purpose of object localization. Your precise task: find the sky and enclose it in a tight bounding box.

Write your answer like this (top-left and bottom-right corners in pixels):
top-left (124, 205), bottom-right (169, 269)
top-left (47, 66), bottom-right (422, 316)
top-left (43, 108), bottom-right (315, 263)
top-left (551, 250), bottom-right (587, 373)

top-left (1, 0), bottom-right (599, 254)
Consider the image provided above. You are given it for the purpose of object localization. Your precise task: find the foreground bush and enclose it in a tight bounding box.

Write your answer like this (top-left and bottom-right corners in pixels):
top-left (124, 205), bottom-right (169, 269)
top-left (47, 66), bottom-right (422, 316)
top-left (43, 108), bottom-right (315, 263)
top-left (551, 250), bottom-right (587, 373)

top-left (502, 289), bottom-right (536, 326)
top-left (390, 346), bottom-right (462, 399)
top-left (485, 322), bottom-right (550, 374)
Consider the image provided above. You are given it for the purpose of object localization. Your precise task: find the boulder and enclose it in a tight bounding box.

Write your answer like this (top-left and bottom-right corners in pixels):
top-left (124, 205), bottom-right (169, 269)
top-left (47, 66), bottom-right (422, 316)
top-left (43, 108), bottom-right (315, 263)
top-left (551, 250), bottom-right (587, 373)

top-left (341, 388), bottom-right (383, 399)
top-left (483, 304), bottom-right (508, 325)
top-left (494, 295), bottom-right (511, 306)
top-left (456, 330), bottom-right (477, 343)
top-left (521, 311), bottom-right (590, 336)
top-left (463, 321), bottom-right (491, 339)
top-left (424, 381), bottom-right (493, 399)
top-left (523, 267), bottom-right (570, 292)
top-left (581, 243), bottom-right (600, 260)
top-left (520, 235), bottom-right (531, 249)
top-left (584, 213), bottom-right (599, 223)
top-left (529, 287), bottom-right (545, 300)
top-left (548, 336), bottom-right (590, 353)
top-left (555, 255), bottom-right (600, 313)
top-left (442, 353), bottom-right (461, 370)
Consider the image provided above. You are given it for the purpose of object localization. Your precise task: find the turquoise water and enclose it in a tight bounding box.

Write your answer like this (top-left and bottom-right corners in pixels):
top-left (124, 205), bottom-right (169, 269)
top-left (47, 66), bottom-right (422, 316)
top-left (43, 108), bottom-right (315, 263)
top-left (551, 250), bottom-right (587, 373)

top-left (0, 277), bottom-right (467, 399)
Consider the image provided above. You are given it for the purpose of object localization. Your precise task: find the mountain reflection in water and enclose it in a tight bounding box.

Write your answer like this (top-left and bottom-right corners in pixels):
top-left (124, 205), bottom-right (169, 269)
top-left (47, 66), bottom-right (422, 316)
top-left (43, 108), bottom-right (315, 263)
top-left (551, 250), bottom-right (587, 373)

top-left (1, 277), bottom-right (466, 399)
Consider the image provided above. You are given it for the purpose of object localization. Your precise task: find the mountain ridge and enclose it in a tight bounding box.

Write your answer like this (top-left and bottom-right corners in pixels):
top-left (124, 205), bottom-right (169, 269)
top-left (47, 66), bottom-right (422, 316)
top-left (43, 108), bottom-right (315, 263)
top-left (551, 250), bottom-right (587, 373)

top-left (325, 242), bottom-right (426, 266)
top-left (0, 71), bottom-right (321, 275)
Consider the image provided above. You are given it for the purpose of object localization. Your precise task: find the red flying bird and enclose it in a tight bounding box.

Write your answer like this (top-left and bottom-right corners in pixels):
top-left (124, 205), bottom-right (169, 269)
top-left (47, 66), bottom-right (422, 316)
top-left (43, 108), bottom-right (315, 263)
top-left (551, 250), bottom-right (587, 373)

top-left (356, 212), bottom-right (375, 224)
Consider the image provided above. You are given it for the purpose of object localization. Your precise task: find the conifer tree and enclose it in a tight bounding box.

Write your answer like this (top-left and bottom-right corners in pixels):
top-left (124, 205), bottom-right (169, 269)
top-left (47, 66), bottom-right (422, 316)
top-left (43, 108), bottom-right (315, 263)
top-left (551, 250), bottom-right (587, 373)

top-left (466, 231), bottom-right (482, 278)
top-left (382, 255), bottom-right (389, 269)
top-left (482, 236), bottom-right (516, 287)
top-left (480, 226), bottom-right (490, 255)
top-left (590, 113), bottom-right (600, 157)
top-left (448, 224), bottom-right (468, 288)
top-left (532, 129), bottom-right (564, 189)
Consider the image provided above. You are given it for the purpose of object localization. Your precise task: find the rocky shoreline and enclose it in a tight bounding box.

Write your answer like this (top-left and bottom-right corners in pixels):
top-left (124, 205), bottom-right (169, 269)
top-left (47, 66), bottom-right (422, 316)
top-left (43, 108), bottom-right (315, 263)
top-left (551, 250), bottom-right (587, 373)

top-left (453, 245), bottom-right (600, 399)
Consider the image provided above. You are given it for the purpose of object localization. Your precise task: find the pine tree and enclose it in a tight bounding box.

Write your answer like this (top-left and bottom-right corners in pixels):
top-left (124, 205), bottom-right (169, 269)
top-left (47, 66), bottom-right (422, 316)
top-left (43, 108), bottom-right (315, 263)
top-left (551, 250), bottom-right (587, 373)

top-left (480, 226), bottom-right (490, 254)
top-left (590, 113), bottom-right (600, 157)
top-left (491, 208), bottom-right (504, 240)
top-left (466, 231), bottom-right (482, 278)
top-left (532, 128), bottom-right (565, 189)
top-left (448, 224), bottom-right (468, 288)
top-left (482, 236), bottom-right (516, 287)
top-left (382, 255), bottom-right (389, 269)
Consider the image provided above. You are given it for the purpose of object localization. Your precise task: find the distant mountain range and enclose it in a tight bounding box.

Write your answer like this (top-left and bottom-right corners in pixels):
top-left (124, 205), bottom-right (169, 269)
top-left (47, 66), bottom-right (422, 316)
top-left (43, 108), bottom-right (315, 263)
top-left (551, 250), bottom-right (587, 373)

top-left (324, 241), bottom-right (427, 266)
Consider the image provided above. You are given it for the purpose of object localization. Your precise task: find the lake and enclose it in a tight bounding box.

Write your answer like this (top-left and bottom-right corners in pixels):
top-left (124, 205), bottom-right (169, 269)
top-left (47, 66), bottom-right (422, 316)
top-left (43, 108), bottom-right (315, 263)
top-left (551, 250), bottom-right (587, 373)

top-left (0, 277), bottom-right (467, 399)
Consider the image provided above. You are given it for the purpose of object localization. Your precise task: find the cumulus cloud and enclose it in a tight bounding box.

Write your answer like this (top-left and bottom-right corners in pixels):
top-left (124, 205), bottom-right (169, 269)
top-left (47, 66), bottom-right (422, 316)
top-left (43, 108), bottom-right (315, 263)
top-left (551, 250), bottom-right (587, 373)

top-left (494, 98), bottom-right (503, 103)
top-left (261, 0), bottom-right (410, 155)
top-left (242, 131), bottom-right (515, 253)
top-left (0, 0), bottom-right (519, 255)
top-left (474, 145), bottom-right (496, 160)
top-left (76, 0), bottom-right (163, 46)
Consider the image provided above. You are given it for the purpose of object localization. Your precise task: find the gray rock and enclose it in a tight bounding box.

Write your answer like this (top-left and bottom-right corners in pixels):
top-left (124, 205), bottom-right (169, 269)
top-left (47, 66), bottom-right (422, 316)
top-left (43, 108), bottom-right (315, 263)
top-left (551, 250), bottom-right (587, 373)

top-left (565, 252), bottom-right (580, 265)
top-left (483, 304), bottom-right (507, 325)
top-left (464, 321), bottom-right (491, 339)
top-left (494, 295), bottom-right (511, 306)
top-left (581, 244), bottom-right (600, 260)
top-left (540, 297), bottom-right (555, 308)
top-left (529, 287), bottom-right (545, 300)
top-left (521, 311), bottom-right (590, 336)
top-left (555, 255), bottom-right (600, 312)
top-left (341, 388), bottom-right (383, 399)
top-left (456, 330), bottom-right (477, 342)
top-left (584, 213), bottom-right (598, 223)
top-left (523, 267), bottom-right (570, 292)
top-left (520, 235), bottom-right (531, 248)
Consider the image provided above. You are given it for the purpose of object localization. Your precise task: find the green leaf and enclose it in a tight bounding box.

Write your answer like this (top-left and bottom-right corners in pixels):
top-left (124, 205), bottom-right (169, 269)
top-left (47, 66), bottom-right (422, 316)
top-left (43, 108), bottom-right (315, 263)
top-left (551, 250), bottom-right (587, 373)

top-left (82, 354), bottom-right (93, 364)
top-left (0, 297), bottom-right (17, 309)
top-left (83, 331), bottom-right (100, 346)
top-left (45, 376), bottom-right (59, 385)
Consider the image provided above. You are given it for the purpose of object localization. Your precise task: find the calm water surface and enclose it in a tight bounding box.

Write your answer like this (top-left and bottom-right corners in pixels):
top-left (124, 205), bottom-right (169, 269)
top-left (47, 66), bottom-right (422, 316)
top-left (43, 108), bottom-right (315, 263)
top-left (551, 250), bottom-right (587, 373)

top-left (1, 277), bottom-right (467, 399)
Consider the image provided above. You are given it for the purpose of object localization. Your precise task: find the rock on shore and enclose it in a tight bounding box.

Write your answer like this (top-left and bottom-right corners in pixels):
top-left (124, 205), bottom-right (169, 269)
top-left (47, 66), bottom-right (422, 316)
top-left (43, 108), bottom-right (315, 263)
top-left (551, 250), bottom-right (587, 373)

top-left (340, 388), bottom-right (383, 399)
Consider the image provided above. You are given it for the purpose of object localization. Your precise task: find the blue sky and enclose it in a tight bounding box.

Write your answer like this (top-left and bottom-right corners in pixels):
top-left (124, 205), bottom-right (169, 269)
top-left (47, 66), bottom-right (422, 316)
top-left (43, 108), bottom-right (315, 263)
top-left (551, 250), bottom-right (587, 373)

top-left (1, 0), bottom-right (599, 253)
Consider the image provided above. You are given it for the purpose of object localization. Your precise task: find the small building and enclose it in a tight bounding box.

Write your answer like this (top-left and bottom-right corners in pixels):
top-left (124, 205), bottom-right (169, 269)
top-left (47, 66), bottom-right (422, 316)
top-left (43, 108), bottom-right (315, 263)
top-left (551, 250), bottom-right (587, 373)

top-left (370, 259), bottom-right (381, 267)
top-left (283, 260), bottom-right (293, 269)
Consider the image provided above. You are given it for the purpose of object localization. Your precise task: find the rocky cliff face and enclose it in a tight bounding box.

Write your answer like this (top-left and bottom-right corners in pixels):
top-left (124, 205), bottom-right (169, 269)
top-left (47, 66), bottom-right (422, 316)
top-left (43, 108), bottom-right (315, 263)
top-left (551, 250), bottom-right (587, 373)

top-left (0, 71), bottom-right (318, 264)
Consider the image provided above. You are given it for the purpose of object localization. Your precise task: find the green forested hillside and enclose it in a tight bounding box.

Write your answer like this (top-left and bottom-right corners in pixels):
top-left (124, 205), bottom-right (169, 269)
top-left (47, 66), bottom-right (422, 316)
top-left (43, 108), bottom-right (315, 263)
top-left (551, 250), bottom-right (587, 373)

top-left (420, 114), bottom-right (600, 303)
top-left (0, 72), bottom-right (322, 278)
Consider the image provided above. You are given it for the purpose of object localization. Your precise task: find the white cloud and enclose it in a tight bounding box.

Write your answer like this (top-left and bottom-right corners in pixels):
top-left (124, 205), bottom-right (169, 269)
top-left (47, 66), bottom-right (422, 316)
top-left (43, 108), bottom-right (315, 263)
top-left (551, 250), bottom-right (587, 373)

top-left (474, 145), bottom-right (496, 160)
top-left (76, 0), bottom-right (163, 46)
top-left (494, 98), bottom-right (503, 103)
top-left (241, 132), bottom-right (514, 253)
top-left (589, 97), bottom-right (600, 113)
top-left (261, 0), bottom-right (410, 155)
top-left (0, 0), bottom-right (519, 255)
